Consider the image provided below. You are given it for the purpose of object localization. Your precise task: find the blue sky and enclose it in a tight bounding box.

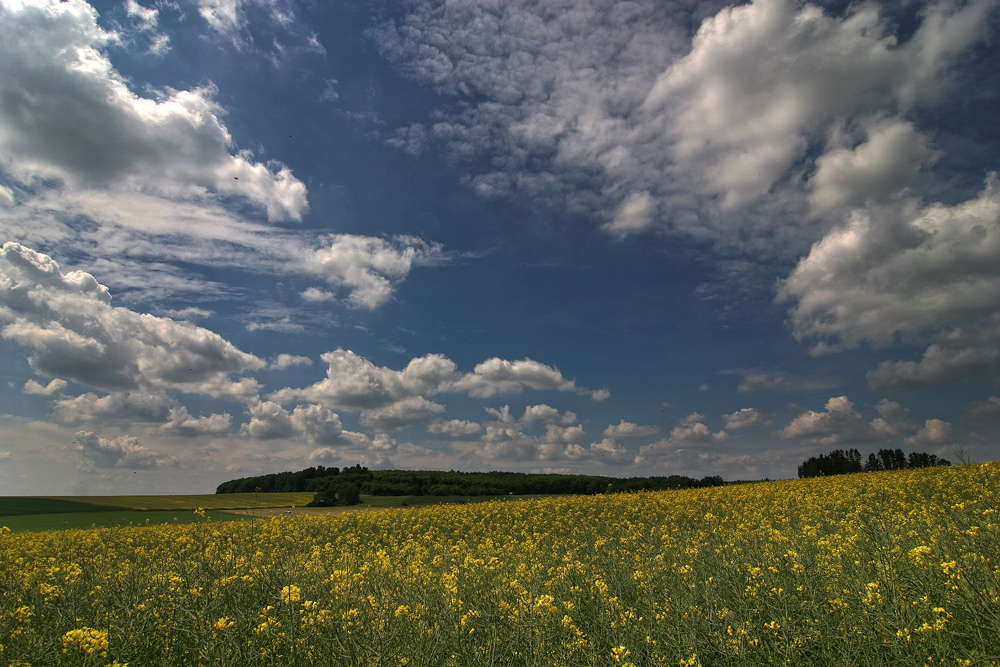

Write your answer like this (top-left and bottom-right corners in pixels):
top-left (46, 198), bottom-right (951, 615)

top-left (0, 0), bottom-right (998, 494)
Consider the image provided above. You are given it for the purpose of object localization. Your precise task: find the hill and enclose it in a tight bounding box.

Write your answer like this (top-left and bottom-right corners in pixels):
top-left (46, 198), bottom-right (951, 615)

top-left (216, 465), bottom-right (725, 496)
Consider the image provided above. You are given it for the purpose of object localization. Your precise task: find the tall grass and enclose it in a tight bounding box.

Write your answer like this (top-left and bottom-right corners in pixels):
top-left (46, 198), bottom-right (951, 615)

top-left (2, 464), bottom-right (998, 666)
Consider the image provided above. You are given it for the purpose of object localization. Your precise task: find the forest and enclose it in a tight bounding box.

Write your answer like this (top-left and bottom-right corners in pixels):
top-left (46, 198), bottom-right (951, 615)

top-left (215, 466), bottom-right (725, 498)
top-left (797, 448), bottom-right (950, 478)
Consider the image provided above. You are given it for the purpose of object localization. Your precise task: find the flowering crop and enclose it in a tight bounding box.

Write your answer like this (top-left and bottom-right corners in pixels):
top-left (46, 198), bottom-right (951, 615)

top-left (2, 463), bottom-right (999, 666)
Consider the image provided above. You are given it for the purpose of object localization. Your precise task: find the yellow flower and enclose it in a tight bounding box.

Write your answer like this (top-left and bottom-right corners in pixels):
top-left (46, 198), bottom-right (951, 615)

top-left (62, 628), bottom-right (109, 657)
top-left (213, 617), bottom-right (234, 631)
top-left (280, 584), bottom-right (302, 604)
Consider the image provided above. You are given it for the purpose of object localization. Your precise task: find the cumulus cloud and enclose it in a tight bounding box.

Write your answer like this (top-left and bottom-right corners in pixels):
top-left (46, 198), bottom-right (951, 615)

top-left (269, 349), bottom-right (459, 410)
top-left (304, 235), bottom-right (444, 309)
top-left (776, 395), bottom-right (945, 447)
top-left (23, 378), bottom-right (67, 396)
top-left (963, 396), bottom-right (1000, 428)
top-left (781, 175), bottom-right (1000, 351)
top-left (781, 174), bottom-right (1000, 389)
top-left (453, 358), bottom-right (577, 398)
top-left (52, 391), bottom-right (175, 424)
top-left (308, 446), bottom-right (340, 464)
top-left (161, 406), bottom-right (233, 437)
top-left (75, 430), bottom-right (171, 469)
top-left (635, 412), bottom-right (728, 467)
top-left (722, 408), bottom-right (767, 430)
top-left (866, 320), bottom-right (1000, 392)
top-left (473, 404), bottom-right (588, 462)
top-left (270, 354), bottom-right (312, 369)
top-left (0, 243), bottom-right (265, 399)
top-left (271, 349), bottom-right (582, 411)
top-left (603, 419), bottom-right (659, 439)
top-left (290, 404), bottom-right (368, 447)
top-left (374, 0), bottom-right (993, 249)
top-left (0, 0), bottom-right (307, 221)
top-left (240, 400), bottom-right (295, 440)
top-left (643, 0), bottom-right (990, 210)
top-left (905, 418), bottom-right (954, 446)
top-left (808, 118), bottom-right (940, 215)
top-left (604, 191), bottom-right (657, 239)
top-left (360, 396), bottom-right (447, 431)
top-left (427, 418), bottom-right (482, 437)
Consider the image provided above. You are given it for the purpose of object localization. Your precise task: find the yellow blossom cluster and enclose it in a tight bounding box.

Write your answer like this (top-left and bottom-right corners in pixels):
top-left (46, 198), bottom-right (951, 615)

top-left (1, 463), bottom-right (998, 666)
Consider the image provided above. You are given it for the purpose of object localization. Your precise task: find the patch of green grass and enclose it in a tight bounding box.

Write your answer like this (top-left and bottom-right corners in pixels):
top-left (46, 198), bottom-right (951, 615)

top-left (21, 492), bottom-right (315, 511)
top-left (0, 497), bottom-right (130, 517)
top-left (0, 510), bottom-right (248, 533)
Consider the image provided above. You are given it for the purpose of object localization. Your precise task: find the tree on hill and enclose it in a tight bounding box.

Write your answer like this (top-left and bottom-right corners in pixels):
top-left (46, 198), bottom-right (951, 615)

top-left (800, 448), bottom-right (950, 478)
top-left (308, 482), bottom-right (361, 507)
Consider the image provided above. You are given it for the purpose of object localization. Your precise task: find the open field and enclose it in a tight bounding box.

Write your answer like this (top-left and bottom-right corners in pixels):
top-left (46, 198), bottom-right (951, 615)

top-left (0, 492), bottom-right (316, 512)
top-left (0, 493), bottom-right (543, 532)
top-left (0, 510), bottom-right (249, 533)
top-left (2, 464), bottom-right (999, 666)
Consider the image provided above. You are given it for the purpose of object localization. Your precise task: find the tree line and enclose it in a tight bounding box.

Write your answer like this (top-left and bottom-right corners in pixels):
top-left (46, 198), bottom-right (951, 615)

top-left (215, 465), bottom-right (726, 502)
top-left (797, 448), bottom-right (950, 478)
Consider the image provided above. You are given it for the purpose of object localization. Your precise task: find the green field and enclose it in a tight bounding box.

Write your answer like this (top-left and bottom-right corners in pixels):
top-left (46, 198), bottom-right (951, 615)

top-left (0, 497), bottom-right (130, 516)
top-left (0, 509), bottom-right (248, 533)
top-left (0, 492), bottom-right (314, 514)
top-left (0, 493), bottom-right (538, 533)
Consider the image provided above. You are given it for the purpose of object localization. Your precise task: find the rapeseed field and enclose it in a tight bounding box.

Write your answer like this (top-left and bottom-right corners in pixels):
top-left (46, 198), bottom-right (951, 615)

top-left (2, 463), bottom-right (998, 666)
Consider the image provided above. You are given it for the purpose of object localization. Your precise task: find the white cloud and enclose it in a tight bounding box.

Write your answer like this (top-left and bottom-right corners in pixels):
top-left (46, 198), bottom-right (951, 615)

top-left (163, 307), bottom-right (213, 321)
top-left (240, 400), bottom-right (295, 440)
top-left (308, 446), bottom-right (340, 464)
top-left (304, 235), bottom-right (444, 309)
top-left (453, 357), bottom-right (577, 398)
top-left (780, 175), bottom-right (1000, 352)
top-left (198, 0), bottom-right (242, 33)
top-left (0, 185), bottom-right (14, 208)
top-left (866, 319), bottom-right (1000, 392)
top-left (905, 418), bottom-right (954, 446)
top-left (290, 403), bottom-right (368, 447)
top-left (75, 430), bottom-right (171, 469)
top-left (590, 388), bottom-right (611, 402)
top-left (126, 0), bottom-right (159, 30)
top-left (52, 391), bottom-right (175, 424)
top-left (271, 349), bottom-right (582, 411)
top-left (523, 404), bottom-right (577, 425)
top-left (301, 287), bottom-right (335, 302)
top-left (604, 190), bottom-right (656, 239)
top-left (161, 406), bottom-right (232, 437)
top-left (269, 348), bottom-right (459, 410)
top-left (635, 412), bottom-right (728, 467)
top-left (0, 243), bottom-right (265, 399)
top-left (643, 0), bottom-right (992, 209)
top-left (23, 377), bottom-right (67, 396)
top-left (776, 395), bottom-right (934, 447)
top-left (360, 396), bottom-right (446, 431)
top-left (0, 0), bottom-right (307, 221)
top-left (603, 419), bottom-right (658, 439)
top-left (722, 408), bottom-right (766, 430)
top-left (427, 418), bottom-right (482, 437)
top-left (808, 118), bottom-right (940, 215)
top-left (374, 0), bottom-right (993, 250)
top-left (963, 396), bottom-right (1000, 428)
top-left (270, 354), bottom-right (312, 369)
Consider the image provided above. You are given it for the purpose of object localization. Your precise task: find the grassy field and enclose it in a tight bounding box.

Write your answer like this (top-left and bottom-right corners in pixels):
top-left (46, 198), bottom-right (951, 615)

top-left (0, 510), bottom-right (248, 533)
top-left (0, 492), bottom-right (317, 512)
top-left (0, 493), bottom-right (539, 532)
top-left (0, 497), bottom-right (131, 516)
top-left (2, 465), bottom-right (998, 666)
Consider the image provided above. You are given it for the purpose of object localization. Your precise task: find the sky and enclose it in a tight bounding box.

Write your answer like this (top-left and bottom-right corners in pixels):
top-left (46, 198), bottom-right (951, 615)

top-left (0, 0), bottom-right (998, 495)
